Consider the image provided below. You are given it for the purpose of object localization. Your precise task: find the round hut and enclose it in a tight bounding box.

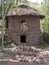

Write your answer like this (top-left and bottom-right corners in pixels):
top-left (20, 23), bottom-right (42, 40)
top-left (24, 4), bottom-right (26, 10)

top-left (5, 3), bottom-right (45, 46)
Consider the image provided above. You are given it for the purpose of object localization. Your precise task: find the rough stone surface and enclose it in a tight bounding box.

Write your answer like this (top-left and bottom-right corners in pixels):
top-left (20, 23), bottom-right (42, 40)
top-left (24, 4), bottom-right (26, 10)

top-left (0, 45), bottom-right (49, 65)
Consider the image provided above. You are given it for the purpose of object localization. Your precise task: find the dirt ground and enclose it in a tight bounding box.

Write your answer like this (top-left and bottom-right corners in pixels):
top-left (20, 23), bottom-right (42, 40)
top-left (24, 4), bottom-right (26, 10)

top-left (0, 44), bottom-right (49, 65)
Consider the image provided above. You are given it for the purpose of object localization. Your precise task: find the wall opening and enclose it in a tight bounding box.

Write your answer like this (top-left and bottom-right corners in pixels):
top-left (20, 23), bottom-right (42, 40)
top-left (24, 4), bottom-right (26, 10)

top-left (21, 20), bottom-right (25, 23)
top-left (20, 35), bottom-right (26, 43)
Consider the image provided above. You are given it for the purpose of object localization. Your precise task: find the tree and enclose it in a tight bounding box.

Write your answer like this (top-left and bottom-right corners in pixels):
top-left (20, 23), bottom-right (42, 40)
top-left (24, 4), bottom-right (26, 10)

top-left (40, 0), bottom-right (49, 43)
top-left (0, 0), bottom-right (27, 16)
top-left (41, 0), bottom-right (49, 33)
top-left (1, 0), bottom-right (27, 50)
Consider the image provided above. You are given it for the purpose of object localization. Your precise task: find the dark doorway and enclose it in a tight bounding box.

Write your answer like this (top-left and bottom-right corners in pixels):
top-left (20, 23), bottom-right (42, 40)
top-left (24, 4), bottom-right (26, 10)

top-left (20, 35), bottom-right (26, 43)
top-left (21, 20), bottom-right (25, 23)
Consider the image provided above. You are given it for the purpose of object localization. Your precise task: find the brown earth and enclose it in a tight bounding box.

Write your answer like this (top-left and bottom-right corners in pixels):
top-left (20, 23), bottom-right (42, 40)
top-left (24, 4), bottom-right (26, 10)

top-left (0, 44), bottom-right (49, 65)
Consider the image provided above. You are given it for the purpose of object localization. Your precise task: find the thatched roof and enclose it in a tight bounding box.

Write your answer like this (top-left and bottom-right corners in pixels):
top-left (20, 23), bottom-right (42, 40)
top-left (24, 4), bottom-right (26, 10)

top-left (1, 3), bottom-right (45, 19)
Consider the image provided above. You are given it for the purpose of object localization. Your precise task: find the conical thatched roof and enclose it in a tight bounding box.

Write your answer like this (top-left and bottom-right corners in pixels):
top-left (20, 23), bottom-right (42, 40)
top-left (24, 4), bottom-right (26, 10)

top-left (3, 3), bottom-right (45, 19)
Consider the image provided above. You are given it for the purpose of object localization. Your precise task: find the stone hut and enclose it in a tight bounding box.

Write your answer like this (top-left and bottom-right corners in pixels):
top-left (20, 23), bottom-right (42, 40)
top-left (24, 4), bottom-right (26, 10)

top-left (5, 3), bottom-right (45, 46)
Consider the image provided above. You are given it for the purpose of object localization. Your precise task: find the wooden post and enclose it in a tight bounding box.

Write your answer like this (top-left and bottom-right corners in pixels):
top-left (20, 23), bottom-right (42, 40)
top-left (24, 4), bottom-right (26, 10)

top-left (1, 0), bottom-right (4, 51)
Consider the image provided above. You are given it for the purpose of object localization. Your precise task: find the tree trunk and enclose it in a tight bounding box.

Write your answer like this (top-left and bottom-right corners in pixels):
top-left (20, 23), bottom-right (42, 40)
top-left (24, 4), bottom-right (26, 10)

top-left (1, 0), bottom-right (5, 51)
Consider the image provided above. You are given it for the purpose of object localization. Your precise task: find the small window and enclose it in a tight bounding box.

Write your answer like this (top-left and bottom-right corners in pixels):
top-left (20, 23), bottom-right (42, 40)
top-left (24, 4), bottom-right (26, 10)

top-left (20, 35), bottom-right (26, 43)
top-left (21, 20), bottom-right (25, 23)
top-left (21, 20), bottom-right (28, 32)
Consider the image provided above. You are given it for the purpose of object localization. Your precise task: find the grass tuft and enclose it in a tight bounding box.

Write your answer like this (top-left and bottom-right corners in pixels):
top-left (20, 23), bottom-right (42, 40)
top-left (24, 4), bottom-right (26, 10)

top-left (36, 43), bottom-right (49, 49)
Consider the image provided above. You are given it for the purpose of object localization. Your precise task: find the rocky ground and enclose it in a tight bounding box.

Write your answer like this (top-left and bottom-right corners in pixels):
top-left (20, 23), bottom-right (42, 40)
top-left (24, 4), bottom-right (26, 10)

top-left (0, 44), bottom-right (49, 65)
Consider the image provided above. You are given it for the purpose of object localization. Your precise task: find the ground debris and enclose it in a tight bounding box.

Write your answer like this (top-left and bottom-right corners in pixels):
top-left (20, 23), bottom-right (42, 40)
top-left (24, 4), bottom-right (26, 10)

top-left (0, 45), bottom-right (49, 65)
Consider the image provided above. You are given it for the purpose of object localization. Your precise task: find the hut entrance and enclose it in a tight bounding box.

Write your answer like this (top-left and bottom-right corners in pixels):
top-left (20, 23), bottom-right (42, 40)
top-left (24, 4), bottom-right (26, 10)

top-left (20, 35), bottom-right (26, 43)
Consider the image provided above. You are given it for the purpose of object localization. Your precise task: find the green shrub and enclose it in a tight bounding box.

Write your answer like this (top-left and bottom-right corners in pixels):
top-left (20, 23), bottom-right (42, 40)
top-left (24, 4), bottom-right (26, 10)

top-left (42, 32), bottom-right (49, 44)
top-left (36, 42), bottom-right (49, 49)
top-left (0, 35), bottom-right (11, 47)
top-left (4, 35), bottom-right (11, 46)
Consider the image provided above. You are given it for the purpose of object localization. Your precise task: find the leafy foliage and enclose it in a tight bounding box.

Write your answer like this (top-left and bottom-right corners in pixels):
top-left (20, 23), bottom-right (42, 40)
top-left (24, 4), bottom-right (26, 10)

top-left (42, 32), bottom-right (49, 43)
top-left (40, 0), bottom-right (49, 44)
top-left (36, 42), bottom-right (49, 49)
top-left (27, 1), bottom-right (42, 11)
top-left (0, 35), bottom-right (11, 47)
top-left (41, 0), bottom-right (49, 33)
top-left (0, 0), bottom-right (27, 16)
